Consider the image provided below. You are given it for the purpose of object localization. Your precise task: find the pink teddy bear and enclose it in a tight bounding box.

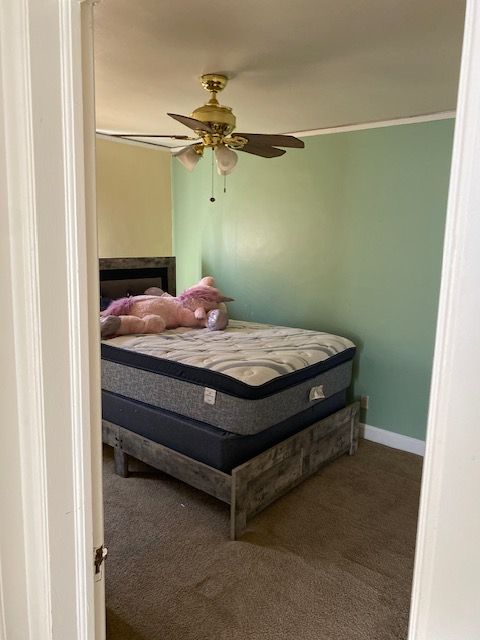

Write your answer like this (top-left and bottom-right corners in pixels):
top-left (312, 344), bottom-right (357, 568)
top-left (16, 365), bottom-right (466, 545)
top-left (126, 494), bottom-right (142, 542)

top-left (100, 276), bottom-right (233, 339)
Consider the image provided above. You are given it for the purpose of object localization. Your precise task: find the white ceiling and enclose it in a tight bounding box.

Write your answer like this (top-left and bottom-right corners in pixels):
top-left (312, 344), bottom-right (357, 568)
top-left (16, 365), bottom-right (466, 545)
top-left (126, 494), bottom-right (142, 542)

top-left (94, 0), bottom-right (465, 148)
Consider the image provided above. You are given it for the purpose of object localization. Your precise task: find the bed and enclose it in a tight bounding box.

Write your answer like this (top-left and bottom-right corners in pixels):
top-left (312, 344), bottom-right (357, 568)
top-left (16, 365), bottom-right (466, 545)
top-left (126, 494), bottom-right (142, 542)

top-left (100, 257), bottom-right (360, 539)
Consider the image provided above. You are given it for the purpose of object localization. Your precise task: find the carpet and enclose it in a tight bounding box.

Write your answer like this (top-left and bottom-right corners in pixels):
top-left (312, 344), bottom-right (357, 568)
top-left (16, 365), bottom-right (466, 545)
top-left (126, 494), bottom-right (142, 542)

top-left (103, 440), bottom-right (422, 640)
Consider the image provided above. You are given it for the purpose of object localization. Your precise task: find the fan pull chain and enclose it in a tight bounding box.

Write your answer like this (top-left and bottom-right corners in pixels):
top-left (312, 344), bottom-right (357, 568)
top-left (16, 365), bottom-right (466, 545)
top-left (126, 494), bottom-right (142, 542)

top-left (224, 174), bottom-right (227, 194)
top-left (210, 149), bottom-right (215, 202)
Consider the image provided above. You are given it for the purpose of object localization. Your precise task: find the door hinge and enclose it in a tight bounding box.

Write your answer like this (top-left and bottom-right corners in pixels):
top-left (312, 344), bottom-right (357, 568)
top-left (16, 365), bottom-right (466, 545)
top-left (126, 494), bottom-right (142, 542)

top-left (94, 544), bottom-right (108, 576)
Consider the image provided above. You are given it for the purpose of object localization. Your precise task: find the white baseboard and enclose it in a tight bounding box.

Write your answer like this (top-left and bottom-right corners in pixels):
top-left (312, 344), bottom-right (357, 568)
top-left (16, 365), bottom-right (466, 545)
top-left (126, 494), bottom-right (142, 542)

top-left (361, 423), bottom-right (426, 456)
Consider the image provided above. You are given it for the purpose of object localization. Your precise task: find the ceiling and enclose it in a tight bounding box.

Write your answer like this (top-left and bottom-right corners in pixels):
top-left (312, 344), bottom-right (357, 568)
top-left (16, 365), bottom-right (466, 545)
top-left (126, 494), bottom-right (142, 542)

top-left (94, 0), bottom-right (466, 148)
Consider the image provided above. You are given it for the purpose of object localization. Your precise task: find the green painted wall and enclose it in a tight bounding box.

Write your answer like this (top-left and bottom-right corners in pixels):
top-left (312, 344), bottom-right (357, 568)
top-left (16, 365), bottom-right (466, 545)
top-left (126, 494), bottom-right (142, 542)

top-left (172, 119), bottom-right (454, 440)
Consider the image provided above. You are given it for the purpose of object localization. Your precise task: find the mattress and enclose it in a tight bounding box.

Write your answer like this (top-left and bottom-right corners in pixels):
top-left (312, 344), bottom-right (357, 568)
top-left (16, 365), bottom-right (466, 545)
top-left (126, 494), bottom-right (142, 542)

top-left (101, 320), bottom-right (356, 436)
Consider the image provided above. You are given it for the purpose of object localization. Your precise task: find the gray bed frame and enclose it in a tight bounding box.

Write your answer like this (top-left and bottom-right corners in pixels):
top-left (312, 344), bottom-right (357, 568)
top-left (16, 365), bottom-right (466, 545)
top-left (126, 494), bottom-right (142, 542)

top-left (103, 404), bottom-right (359, 539)
top-left (100, 257), bottom-right (360, 539)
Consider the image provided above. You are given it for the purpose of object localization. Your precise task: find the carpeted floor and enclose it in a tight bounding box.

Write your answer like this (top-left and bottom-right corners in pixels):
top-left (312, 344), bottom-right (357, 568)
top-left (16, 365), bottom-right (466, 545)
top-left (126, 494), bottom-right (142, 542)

top-left (103, 440), bottom-right (422, 640)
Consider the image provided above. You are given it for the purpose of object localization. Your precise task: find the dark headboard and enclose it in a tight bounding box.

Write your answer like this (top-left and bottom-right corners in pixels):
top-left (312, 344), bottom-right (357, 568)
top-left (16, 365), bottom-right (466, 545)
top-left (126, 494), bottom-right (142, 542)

top-left (99, 257), bottom-right (176, 300)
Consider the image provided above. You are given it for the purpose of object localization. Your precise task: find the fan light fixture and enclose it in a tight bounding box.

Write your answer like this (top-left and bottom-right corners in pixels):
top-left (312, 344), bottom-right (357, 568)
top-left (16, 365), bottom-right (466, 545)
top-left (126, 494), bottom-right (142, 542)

top-left (172, 145), bottom-right (202, 172)
top-left (214, 144), bottom-right (238, 175)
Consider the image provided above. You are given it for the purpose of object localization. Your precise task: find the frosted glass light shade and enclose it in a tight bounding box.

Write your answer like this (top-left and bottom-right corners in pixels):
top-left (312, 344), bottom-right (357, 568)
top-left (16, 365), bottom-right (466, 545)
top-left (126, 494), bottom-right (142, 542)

top-left (173, 145), bottom-right (201, 171)
top-left (215, 144), bottom-right (238, 175)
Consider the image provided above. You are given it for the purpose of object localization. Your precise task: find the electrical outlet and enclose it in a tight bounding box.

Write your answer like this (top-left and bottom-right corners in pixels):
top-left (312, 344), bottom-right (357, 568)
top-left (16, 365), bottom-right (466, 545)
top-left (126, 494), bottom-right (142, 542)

top-left (360, 395), bottom-right (369, 410)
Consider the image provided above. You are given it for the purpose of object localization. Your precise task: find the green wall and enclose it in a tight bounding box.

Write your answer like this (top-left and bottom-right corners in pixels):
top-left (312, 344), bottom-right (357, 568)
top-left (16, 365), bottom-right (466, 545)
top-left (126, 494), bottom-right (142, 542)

top-left (172, 119), bottom-right (454, 440)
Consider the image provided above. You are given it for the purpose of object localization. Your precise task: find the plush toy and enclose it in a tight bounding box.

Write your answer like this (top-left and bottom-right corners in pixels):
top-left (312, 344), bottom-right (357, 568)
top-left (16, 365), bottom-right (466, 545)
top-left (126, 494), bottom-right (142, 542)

top-left (100, 276), bottom-right (233, 339)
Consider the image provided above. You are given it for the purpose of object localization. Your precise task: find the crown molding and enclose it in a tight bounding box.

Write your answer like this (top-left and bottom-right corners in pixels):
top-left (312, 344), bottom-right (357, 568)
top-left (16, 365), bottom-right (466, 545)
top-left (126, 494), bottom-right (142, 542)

top-left (96, 132), bottom-right (174, 152)
top-left (290, 110), bottom-right (456, 138)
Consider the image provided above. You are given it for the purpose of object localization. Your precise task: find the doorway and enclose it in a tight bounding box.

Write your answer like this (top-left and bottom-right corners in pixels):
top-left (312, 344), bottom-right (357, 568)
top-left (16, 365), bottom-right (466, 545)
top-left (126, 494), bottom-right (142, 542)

top-left (2, 1), bottom-right (479, 639)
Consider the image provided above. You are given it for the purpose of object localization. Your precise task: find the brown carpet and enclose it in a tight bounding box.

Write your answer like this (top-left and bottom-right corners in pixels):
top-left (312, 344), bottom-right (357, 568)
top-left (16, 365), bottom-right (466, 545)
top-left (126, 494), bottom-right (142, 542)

top-left (103, 440), bottom-right (422, 640)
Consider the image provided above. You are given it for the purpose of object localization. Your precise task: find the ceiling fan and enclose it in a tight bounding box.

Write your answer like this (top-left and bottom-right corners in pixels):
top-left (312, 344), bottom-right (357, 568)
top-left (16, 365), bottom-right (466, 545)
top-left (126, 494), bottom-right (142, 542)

top-left (99, 73), bottom-right (305, 177)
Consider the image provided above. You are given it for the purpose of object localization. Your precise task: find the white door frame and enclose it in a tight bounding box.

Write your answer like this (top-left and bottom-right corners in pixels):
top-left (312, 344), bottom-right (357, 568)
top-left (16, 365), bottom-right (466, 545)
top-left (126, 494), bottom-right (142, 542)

top-left (0, 1), bottom-right (479, 639)
top-left (0, 1), bottom-right (104, 639)
top-left (408, 1), bottom-right (480, 638)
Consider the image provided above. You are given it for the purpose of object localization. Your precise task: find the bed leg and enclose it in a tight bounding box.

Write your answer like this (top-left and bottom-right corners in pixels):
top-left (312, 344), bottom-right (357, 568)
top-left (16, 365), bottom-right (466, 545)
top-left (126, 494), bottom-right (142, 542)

top-left (230, 504), bottom-right (247, 541)
top-left (349, 407), bottom-right (360, 456)
top-left (230, 476), bottom-right (247, 540)
top-left (114, 447), bottom-right (129, 478)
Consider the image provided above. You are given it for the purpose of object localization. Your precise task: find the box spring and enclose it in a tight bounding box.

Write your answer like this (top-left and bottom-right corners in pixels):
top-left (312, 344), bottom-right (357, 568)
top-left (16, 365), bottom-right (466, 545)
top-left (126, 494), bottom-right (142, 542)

top-left (102, 389), bottom-right (347, 472)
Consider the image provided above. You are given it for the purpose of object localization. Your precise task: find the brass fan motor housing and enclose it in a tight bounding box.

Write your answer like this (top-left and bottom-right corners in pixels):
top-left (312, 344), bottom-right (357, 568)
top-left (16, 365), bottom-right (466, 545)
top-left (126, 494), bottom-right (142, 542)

top-left (191, 104), bottom-right (236, 134)
top-left (200, 73), bottom-right (228, 93)
top-left (191, 73), bottom-right (236, 138)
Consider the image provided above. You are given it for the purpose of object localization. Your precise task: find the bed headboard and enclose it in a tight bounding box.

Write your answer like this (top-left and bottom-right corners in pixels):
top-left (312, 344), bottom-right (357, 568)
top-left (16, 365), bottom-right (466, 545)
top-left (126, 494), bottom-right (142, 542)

top-left (99, 257), bottom-right (176, 301)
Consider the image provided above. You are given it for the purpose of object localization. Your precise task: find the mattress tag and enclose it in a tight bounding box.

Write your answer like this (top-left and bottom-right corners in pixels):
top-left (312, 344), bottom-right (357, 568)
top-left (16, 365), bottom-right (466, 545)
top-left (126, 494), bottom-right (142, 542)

top-left (309, 385), bottom-right (325, 401)
top-left (204, 388), bottom-right (217, 405)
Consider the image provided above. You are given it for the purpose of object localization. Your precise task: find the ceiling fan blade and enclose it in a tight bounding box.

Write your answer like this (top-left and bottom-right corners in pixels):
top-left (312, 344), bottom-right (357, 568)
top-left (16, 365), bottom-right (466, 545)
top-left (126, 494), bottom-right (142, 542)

top-left (96, 131), bottom-right (195, 140)
top-left (238, 143), bottom-right (286, 158)
top-left (167, 113), bottom-right (214, 133)
top-left (235, 133), bottom-right (304, 148)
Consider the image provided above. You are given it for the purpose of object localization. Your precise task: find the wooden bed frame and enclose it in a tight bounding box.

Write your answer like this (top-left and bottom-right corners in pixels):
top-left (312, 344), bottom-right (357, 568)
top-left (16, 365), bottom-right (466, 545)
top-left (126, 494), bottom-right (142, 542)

top-left (100, 257), bottom-right (360, 539)
top-left (103, 403), bottom-right (359, 540)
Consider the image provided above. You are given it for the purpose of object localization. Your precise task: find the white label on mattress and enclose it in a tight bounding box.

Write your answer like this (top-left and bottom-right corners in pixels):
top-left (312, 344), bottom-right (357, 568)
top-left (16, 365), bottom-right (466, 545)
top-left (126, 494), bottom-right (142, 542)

top-left (309, 385), bottom-right (325, 401)
top-left (204, 388), bottom-right (217, 405)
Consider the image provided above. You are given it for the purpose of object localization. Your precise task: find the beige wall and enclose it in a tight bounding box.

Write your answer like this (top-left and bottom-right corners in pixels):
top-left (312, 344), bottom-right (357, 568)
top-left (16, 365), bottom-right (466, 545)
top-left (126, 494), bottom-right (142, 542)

top-left (96, 138), bottom-right (172, 257)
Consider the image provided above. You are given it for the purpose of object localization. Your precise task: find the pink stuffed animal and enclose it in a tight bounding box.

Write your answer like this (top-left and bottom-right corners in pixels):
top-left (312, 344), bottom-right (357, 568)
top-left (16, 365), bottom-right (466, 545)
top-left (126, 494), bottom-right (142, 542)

top-left (100, 276), bottom-right (233, 339)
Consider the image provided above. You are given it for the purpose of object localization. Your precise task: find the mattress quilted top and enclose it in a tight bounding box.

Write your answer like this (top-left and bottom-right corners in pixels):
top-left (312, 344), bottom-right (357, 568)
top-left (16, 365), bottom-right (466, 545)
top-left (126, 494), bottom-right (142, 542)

top-left (102, 320), bottom-right (355, 387)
